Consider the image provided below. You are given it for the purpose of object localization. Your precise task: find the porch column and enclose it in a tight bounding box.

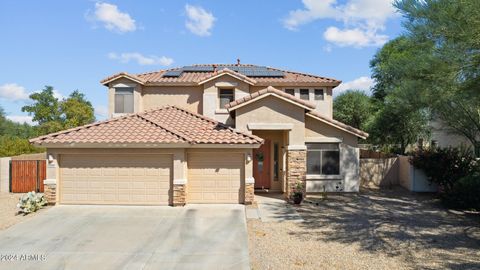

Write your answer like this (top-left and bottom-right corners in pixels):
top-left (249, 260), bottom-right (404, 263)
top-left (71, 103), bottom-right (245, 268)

top-left (244, 149), bottom-right (254, 204)
top-left (44, 152), bottom-right (59, 205)
top-left (286, 146), bottom-right (307, 200)
top-left (172, 149), bottom-right (187, 206)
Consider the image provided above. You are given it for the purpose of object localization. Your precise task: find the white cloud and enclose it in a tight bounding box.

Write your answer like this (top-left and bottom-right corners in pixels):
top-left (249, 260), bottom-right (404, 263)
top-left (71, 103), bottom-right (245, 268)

top-left (324, 27), bottom-right (388, 47)
top-left (94, 105), bottom-right (108, 119)
top-left (0, 83), bottom-right (29, 101)
top-left (284, 0), bottom-right (396, 48)
top-left (6, 115), bottom-right (34, 125)
top-left (185, 4), bottom-right (216, 36)
top-left (91, 2), bottom-right (136, 33)
top-left (108, 52), bottom-right (174, 66)
top-left (334, 76), bottom-right (374, 96)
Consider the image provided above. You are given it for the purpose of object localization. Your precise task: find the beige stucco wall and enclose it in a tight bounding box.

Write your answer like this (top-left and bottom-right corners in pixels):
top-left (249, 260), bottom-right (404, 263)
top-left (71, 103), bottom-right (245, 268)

top-left (430, 119), bottom-right (474, 149)
top-left (142, 86), bottom-right (203, 114)
top-left (250, 86), bottom-right (333, 118)
top-left (235, 96), bottom-right (305, 146)
top-left (202, 74), bottom-right (251, 125)
top-left (360, 158), bottom-right (399, 188)
top-left (108, 78), bottom-right (143, 118)
top-left (306, 143), bottom-right (360, 192)
top-left (305, 115), bottom-right (358, 147)
top-left (0, 157), bottom-right (11, 193)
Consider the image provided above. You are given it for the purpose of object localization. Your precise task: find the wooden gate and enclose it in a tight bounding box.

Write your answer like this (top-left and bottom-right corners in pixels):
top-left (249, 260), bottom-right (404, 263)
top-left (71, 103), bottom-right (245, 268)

top-left (10, 160), bottom-right (46, 193)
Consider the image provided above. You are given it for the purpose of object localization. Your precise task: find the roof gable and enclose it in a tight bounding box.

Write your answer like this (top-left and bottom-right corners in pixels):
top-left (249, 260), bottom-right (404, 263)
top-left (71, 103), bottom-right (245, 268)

top-left (101, 72), bottom-right (145, 85)
top-left (196, 68), bottom-right (257, 85)
top-left (225, 86), bottom-right (316, 111)
top-left (306, 111), bottom-right (369, 139)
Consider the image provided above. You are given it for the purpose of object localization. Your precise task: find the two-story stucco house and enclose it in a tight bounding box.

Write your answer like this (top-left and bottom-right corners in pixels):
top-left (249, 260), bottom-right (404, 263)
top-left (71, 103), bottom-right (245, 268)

top-left (31, 64), bottom-right (368, 206)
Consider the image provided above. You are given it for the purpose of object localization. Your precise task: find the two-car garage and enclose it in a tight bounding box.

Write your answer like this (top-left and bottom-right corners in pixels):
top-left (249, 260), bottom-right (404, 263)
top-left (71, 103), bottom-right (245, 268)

top-left (57, 151), bottom-right (246, 206)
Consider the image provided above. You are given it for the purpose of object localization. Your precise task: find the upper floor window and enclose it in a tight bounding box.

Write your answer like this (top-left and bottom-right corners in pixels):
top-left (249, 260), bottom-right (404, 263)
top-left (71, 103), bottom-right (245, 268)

top-left (285, 89), bottom-right (295, 96)
top-left (114, 87), bottom-right (134, 114)
top-left (300, 89), bottom-right (309, 100)
top-left (314, 89), bottom-right (324, 100)
top-left (306, 143), bottom-right (340, 175)
top-left (219, 89), bottom-right (234, 108)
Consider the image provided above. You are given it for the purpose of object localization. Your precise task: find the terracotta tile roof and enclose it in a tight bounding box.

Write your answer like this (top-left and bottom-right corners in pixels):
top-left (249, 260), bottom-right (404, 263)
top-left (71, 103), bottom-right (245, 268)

top-left (225, 86), bottom-right (316, 110)
top-left (101, 64), bottom-right (341, 86)
top-left (30, 106), bottom-right (263, 146)
top-left (306, 111), bottom-right (369, 139)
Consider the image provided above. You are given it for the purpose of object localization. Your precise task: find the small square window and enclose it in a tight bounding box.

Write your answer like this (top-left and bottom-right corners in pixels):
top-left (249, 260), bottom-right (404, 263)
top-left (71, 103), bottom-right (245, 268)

top-left (219, 89), bottom-right (234, 108)
top-left (300, 89), bottom-right (309, 100)
top-left (285, 89), bottom-right (295, 96)
top-left (314, 89), bottom-right (324, 100)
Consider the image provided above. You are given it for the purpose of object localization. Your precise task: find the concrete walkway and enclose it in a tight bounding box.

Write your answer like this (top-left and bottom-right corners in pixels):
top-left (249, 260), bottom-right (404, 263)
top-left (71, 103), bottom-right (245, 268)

top-left (0, 204), bottom-right (249, 270)
top-left (254, 193), bottom-right (303, 223)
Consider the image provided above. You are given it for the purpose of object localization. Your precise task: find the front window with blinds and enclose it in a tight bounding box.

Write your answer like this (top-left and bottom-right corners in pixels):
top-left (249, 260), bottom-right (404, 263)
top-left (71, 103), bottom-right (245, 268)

top-left (219, 89), bottom-right (234, 108)
top-left (114, 87), bottom-right (134, 113)
top-left (306, 143), bottom-right (340, 175)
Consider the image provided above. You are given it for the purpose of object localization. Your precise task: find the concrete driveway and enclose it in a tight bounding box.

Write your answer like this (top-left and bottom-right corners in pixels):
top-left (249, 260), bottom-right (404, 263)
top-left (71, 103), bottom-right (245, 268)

top-left (0, 204), bottom-right (249, 270)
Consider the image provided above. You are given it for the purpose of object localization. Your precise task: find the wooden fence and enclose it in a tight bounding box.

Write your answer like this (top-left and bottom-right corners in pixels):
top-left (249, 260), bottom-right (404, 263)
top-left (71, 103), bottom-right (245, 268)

top-left (10, 160), bottom-right (46, 193)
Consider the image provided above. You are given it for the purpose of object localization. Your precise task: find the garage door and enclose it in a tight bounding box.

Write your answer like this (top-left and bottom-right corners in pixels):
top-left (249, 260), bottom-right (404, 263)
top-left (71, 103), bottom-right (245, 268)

top-left (187, 152), bottom-right (244, 203)
top-left (60, 154), bottom-right (171, 205)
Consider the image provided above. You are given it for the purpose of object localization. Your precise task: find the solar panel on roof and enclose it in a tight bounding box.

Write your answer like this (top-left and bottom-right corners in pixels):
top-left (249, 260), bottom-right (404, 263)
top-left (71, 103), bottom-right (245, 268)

top-left (182, 66), bottom-right (214, 72)
top-left (163, 70), bottom-right (183, 77)
top-left (162, 65), bottom-right (285, 78)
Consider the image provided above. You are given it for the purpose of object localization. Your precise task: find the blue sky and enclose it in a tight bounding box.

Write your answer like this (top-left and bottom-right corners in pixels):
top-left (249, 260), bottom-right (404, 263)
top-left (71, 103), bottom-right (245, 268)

top-left (0, 0), bottom-right (403, 123)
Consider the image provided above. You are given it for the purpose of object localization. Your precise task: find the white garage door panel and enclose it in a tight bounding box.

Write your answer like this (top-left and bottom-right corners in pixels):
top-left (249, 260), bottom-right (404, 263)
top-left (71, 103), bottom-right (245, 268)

top-left (60, 154), bottom-right (172, 205)
top-left (187, 153), bottom-right (243, 204)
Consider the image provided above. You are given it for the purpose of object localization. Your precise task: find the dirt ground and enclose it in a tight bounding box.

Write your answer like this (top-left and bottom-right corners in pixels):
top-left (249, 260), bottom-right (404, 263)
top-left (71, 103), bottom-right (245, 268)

top-left (248, 188), bottom-right (480, 270)
top-left (0, 193), bottom-right (50, 231)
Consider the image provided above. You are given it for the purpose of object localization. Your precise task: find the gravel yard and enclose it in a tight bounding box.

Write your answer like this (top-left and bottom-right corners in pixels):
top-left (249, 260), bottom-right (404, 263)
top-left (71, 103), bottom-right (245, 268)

top-left (0, 193), bottom-right (49, 231)
top-left (248, 188), bottom-right (480, 270)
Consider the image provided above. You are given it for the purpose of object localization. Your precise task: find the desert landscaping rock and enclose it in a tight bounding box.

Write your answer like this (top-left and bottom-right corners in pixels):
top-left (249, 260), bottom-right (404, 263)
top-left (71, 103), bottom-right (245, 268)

top-left (248, 188), bottom-right (480, 270)
top-left (0, 193), bottom-right (49, 231)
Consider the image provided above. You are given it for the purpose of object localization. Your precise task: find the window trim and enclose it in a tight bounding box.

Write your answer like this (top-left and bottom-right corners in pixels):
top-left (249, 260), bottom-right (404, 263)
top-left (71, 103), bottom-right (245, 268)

top-left (306, 143), bottom-right (341, 176)
top-left (114, 87), bottom-right (134, 114)
top-left (218, 88), bottom-right (235, 109)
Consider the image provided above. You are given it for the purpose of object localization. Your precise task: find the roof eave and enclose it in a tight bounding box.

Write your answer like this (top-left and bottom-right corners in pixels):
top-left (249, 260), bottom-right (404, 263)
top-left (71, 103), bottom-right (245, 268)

top-left (306, 113), bottom-right (369, 139)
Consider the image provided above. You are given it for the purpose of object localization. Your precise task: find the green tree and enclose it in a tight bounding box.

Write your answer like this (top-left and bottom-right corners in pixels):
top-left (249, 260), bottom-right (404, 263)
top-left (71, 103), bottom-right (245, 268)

top-left (21, 86), bottom-right (63, 134)
top-left (369, 96), bottom-right (430, 155)
top-left (21, 86), bottom-right (95, 135)
top-left (392, 0), bottom-right (480, 156)
top-left (0, 136), bottom-right (44, 157)
top-left (60, 90), bottom-right (95, 129)
top-left (333, 90), bottom-right (374, 130)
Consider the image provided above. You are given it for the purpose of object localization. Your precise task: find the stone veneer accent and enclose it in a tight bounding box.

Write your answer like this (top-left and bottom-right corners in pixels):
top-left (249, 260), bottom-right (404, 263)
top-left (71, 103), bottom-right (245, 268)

top-left (44, 184), bottom-right (56, 205)
top-left (244, 183), bottom-right (254, 205)
top-left (286, 150), bottom-right (307, 200)
top-left (173, 184), bottom-right (186, 206)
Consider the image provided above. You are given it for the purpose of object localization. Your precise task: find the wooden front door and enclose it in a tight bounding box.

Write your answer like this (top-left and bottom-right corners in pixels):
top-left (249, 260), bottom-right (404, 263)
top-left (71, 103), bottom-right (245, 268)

top-left (253, 139), bottom-right (271, 189)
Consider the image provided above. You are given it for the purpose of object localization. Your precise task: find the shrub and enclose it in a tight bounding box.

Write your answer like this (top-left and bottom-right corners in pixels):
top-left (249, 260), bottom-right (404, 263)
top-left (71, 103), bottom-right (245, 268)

top-left (17, 192), bottom-right (47, 215)
top-left (409, 147), bottom-right (478, 193)
top-left (443, 172), bottom-right (480, 211)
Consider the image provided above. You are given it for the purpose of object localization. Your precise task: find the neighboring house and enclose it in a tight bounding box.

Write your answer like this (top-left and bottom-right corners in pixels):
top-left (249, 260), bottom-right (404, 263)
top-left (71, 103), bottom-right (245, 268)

top-left (429, 119), bottom-right (475, 150)
top-left (30, 64), bottom-right (368, 206)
